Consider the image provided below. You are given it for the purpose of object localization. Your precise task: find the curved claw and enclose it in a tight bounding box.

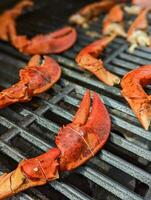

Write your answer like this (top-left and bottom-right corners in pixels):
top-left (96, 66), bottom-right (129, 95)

top-left (69, 0), bottom-right (115, 27)
top-left (0, 0), bottom-right (33, 41)
top-left (76, 36), bottom-right (120, 86)
top-left (20, 55), bottom-right (61, 94)
top-left (12, 27), bottom-right (77, 55)
top-left (72, 90), bottom-right (90, 126)
top-left (55, 90), bottom-right (111, 171)
top-left (121, 65), bottom-right (151, 130)
top-left (0, 55), bottom-right (61, 109)
top-left (102, 4), bottom-right (127, 38)
top-left (127, 8), bottom-right (150, 52)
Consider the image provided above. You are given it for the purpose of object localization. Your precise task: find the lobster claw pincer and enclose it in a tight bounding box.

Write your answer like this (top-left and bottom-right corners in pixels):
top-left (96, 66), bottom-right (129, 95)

top-left (20, 55), bottom-right (61, 95)
top-left (0, 55), bottom-right (61, 109)
top-left (12, 26), bottom-right (77, 55)
top-left (56, 90), bottom-right (111, 171)
top-left (121, 65), bottom-right (151, 130)
top-left (76, 35), bottom-right (120, 86)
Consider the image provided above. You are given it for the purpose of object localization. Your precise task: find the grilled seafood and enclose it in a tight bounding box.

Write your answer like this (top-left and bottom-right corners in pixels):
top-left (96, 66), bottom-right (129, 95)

top-left (76, 4), bottom-right (127, 86)
top-left (102, 4), bottom-right (127, 38)
top-left (0, 90), bottom-right (111, 198)
top-left (0, 55), bottom-right (61, 109)
top-left (56, 90), bottom-right (111, 170)
top-left (0, 0), bottom-right (77, 55)
top-left (0, 148), bottom-right (60, 199)
top-left (11, 26), bottom-right (77, 55)
top-left (69, 0), bottom-right (115, 28)
top-left (0, 0), bottom-right (33, 41)
top-left (121, 65), bottom-right (151, 130)
top-left (127, 8), bottom-right (150, 52)
top-left (76, 35), bottom-right (120, 86)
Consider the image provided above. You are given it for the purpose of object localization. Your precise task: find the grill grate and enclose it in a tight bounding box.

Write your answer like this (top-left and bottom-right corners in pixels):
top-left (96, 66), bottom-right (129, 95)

top-left (0, 1), bottom-right (151, 199)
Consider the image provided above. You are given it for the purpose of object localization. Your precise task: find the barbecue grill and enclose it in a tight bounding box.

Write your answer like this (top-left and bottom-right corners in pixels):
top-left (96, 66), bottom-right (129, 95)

top-left (0, 0), bottom-right (151, 199)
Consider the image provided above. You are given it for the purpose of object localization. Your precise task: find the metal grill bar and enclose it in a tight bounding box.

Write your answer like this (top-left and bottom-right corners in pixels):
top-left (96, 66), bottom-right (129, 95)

top-left (78, 167), bottom-right (143, 200)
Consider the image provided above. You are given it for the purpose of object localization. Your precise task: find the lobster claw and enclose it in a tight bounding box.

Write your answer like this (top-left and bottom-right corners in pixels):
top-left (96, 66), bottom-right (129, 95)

top-left (121, 65), bottom-right (151, 130)
top-left (102, 4), bottom-right (127, 38)
top-left (0, 55), bottom-right (61, 109)
top-left (20, 55), bottom-right (61, 95)
top-left (127, 8), bottom-right (151, 52)
top-left (76, 36), bottom-right (120, 86)
top-left (56, 90), bottom-right (111, 171)
top-left (12, 27), bottom-right (77, 55)
top-left (0, 0), bottom-right (33, 41)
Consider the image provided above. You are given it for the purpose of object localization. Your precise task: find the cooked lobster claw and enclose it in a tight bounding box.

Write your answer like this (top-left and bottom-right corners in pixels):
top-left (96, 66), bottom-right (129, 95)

top-left (0, 148), bottom-right (60, 199)
top-left (127, 8), bottom-right (151, 52)
top-left (0, 0), bottom-right (33, 41)
top-left (102, 4), bottom-right (127, 38)
top-left (76, 35), bottom-right (120, 86)
top-left (69, 0), bottom-right (115, 28)
top-left (0, 55), bottom-right (61, 108)
top-left (11, 26), bottom-right (77, 55)
top-left (121, 65), bottom-right (151, 130)
top-left (56, 90), bottom-right (111, 171)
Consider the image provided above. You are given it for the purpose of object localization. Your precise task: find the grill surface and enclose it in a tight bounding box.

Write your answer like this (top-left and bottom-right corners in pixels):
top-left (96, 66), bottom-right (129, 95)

top-left (0, 0), bottom-right (151, 200)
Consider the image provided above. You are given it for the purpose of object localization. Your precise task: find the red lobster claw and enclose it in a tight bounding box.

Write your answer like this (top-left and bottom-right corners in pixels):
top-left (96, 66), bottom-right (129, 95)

top-left (121, 65), bottom-right (151, 130)
top-left (127, 8), bottom-right (151, 52)
top-left (0, 0), bottom-right (33, 41)
top-left (76, 35), bottom-right (120, 86)
top-left (102, 4), bottom-right (127, 38)
top-left (56, 90), bottom-right (111, 171)
top-left (0, 55), bottom-right (61, 109)
top-left (12, 26), bottom-right (77, 55)
top-left (69, 0), bottom-right (115, 28)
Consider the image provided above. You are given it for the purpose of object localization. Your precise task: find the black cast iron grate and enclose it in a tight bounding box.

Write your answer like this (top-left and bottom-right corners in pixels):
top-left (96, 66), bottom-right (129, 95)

top-left (0, 0), bottom-right (151, 199)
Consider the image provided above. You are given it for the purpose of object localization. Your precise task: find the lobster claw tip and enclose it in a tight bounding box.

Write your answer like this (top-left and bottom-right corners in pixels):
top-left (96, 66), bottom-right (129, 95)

top-left (21, 55), bottom-right (61, 95)
top-left (72, 90), bottom-right (90, 126)
top-left (27, 55), bottom-right (41, 66)
top-left (121, 65), bottom-right (151, 130)
top-left (86, 92), bottom-right (111, 133)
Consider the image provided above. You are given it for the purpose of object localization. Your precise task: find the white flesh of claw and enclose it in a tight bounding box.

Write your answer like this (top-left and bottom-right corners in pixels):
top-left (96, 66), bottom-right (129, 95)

top-left (128, 30), bottom-right (150, 53)
top-left (124, 5), bottom-right (141, 15)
